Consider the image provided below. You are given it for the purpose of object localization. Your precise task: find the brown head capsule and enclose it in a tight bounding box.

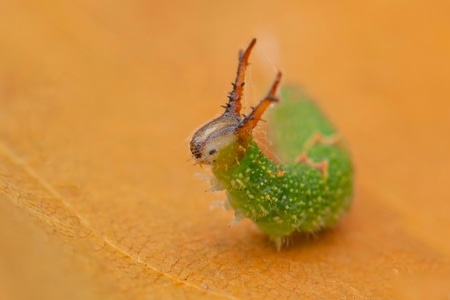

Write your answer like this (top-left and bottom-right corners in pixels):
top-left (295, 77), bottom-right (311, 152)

top-left (190, 39), bottom-right (281, 165)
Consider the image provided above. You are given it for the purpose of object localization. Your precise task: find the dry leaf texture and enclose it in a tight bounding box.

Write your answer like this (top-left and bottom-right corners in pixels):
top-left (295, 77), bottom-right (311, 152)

top-left (1, 1), bottom-right (449, 299)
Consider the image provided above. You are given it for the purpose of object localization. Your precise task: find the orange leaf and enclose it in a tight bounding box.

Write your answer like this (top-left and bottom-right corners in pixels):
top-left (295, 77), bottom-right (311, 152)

top-left (1, 1), bottom-right (449, 299)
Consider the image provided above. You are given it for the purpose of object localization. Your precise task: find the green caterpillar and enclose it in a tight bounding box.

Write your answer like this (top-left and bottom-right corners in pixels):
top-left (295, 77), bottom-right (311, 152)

top-left (190, 39), bottom-right (353, 249)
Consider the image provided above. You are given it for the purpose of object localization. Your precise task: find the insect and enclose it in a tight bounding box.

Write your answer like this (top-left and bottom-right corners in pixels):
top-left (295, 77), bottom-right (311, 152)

top-left (190, 39), bottom-right (353, 249)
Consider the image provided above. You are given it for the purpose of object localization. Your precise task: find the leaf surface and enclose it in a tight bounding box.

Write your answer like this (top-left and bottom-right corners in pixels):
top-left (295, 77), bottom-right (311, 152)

top-left (1, 1), bottom-right (449, 299)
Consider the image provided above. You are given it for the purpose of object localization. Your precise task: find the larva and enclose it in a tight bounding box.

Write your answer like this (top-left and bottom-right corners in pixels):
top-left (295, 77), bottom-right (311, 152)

top-left (190, 39), bottom-right (353, 249)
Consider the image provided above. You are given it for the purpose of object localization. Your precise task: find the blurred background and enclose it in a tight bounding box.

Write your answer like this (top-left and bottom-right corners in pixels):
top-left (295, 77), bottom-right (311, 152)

top-left (1, 1), bottom-right (449, 299)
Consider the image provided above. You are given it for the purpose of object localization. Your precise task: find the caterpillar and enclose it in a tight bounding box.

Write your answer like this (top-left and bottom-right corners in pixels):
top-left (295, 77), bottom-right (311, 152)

top-left (190, 39), bottom-right (353, 249)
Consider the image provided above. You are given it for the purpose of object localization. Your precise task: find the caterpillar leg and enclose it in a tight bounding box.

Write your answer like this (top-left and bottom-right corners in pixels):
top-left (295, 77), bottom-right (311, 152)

top-left (295, 152), bottom-right (329, 179)
top-left (271, 236), bottom-right (291, 251)
top-left (194, 173), bottom-right (224, 191)
top-left (230, 210), bottom-right (244, 227)
top-left (208, 175), bottom-right (224, 191)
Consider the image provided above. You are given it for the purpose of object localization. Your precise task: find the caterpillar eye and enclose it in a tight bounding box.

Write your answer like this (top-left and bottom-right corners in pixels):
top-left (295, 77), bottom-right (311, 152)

top-left (208, 149), bottom-right (217, 155)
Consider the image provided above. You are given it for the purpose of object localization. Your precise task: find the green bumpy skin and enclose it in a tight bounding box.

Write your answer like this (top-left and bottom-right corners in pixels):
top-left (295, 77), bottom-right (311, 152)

top-left (213, 87), bottom-right (353, 239)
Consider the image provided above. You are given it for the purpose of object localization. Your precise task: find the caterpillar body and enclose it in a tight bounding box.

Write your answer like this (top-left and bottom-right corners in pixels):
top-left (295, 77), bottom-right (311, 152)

top-left (190, 39), bottom-right (353, 248)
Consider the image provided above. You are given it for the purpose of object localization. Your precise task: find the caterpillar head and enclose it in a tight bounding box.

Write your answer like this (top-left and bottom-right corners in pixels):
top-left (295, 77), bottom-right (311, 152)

top-left (190, 38), bottom-right (281, 166)
top-left (190, 118), bottom-right (239, 165)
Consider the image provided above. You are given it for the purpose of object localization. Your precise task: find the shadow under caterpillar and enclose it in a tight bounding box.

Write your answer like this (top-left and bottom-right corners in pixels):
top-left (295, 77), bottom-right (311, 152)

top-left (190, 39), bottom-right (353, 249)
